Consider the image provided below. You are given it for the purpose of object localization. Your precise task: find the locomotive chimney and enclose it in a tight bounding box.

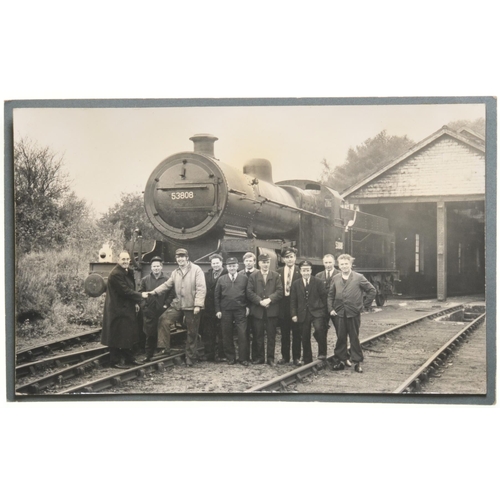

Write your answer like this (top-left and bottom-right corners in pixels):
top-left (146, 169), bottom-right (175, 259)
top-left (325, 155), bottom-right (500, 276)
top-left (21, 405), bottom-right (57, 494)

top-left (243, 158), bottom-right (274, 184)
top-left (189, 134), bottom-right (218, 158)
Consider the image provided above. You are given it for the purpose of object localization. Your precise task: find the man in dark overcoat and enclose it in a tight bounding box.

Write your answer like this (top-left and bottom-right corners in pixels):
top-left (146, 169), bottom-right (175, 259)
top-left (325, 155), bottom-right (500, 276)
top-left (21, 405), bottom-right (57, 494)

top-left (246, 253), bottom-right (283, 366)
top-left (101, 251), bottom-right (144, 368)
top-left (201, 253), bottom-right (227, 361)
top-left (277, 247), bottom-right (302, 366)
top-left (328, 253), bottom-right (376, 373)
top-left (291, 260), bottom-right (328, 365)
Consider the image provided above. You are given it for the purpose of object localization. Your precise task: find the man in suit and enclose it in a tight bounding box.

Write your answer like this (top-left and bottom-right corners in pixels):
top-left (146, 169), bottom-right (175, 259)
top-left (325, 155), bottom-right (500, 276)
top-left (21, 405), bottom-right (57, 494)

top-left (246, 253), bottom-right (283, 366)
top-left (239, 252), bottom-right (258, 361)
top-left (315, 254), bottom-right (339, 294)
top-left (201, 253), bottom-right (227, 361)
top-left (328, 254), bottom-right (376, 373)
top-left (277, 247), bottom-right (302, 366)
top-left (316, 254), bottom-right (342, 359)
top-left (290, 260), bottom-right (328, 365)
top-left (215, 257), bottom-right (250, 366)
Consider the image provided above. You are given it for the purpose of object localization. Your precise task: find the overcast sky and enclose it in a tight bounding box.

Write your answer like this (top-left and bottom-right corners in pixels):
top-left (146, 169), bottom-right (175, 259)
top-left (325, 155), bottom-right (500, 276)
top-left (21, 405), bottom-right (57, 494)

top-left (13, 102), bottom-right (484, 214)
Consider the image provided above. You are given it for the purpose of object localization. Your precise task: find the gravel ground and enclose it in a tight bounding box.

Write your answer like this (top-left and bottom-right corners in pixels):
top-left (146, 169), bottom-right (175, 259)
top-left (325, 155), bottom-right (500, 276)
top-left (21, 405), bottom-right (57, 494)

top-left (100, 295), bottom-right (486, 395)
top-left (15, 295), bottom-right (486, 395)
top-left (421, 320), bottom-right (487, 394)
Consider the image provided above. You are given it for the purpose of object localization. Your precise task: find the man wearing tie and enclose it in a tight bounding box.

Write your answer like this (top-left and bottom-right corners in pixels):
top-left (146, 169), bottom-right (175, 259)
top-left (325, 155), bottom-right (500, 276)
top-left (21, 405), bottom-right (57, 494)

top-left (316, 254), bottom-right (341, 357)
top-left (278, 247), bottom-right (302, 366)
top-left (316, 254), bottom-right (339, 293)
top-left (291, 260), bottom-right (328, 365)
top-left (215, 257), bottom-right (250, 365)
top-left (246, 253), bottom-right (283, 366)
top-left (239, 252), bottom-right (258, 361)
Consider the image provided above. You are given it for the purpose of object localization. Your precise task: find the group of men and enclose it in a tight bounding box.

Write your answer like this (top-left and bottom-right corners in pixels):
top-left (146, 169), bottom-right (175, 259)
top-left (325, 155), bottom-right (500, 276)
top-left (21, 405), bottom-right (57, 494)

top-left (101, 246), bottom-right (376, 373)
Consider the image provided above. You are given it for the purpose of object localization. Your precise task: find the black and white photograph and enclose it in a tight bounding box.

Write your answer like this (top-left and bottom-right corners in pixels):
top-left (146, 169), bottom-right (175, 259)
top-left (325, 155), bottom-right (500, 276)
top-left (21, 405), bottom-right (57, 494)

top-left (2, 3), bottom-right (499, 500)
top-left (7, 99), bottom-right (493, 399)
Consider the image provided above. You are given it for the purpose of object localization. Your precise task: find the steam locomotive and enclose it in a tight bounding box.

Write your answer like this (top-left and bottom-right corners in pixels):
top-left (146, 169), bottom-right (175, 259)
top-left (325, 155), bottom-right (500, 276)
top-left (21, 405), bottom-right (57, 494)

top-left (85, 134), bottom-right (398, 305)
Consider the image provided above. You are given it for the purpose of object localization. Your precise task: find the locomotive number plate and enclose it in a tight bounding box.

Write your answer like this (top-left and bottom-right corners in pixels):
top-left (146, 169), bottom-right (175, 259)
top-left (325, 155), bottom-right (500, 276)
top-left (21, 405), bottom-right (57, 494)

top-left (171, 191), bottom-right (194, 200)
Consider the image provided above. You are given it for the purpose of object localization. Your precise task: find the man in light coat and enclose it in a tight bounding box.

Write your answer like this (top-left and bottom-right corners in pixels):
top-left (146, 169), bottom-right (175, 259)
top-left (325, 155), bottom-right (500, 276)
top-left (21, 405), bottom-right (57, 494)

top-left (149, 248), bottom-right (206, 366)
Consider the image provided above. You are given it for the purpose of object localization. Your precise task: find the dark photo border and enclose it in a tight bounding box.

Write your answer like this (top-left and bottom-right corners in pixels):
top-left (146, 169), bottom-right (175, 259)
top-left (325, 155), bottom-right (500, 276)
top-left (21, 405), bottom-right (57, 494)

top-left (4, 96), bottom-right (496, 404)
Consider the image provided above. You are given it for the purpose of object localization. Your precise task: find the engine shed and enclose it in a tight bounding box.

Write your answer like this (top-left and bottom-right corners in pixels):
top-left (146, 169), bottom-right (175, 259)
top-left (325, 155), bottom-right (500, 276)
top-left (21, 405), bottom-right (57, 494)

top-left (342, 126), bottom-right (485, 301)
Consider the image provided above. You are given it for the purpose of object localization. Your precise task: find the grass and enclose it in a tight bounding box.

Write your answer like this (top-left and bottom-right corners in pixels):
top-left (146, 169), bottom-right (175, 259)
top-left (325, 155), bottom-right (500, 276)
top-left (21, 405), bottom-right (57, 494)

top-left (15, 246), bottom-right (106, 343)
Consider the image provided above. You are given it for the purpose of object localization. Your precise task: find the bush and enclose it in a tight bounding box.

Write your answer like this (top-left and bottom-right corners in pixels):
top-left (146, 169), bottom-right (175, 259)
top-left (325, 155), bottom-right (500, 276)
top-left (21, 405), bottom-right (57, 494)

top-left (16, 245), bottom-right (107, 339)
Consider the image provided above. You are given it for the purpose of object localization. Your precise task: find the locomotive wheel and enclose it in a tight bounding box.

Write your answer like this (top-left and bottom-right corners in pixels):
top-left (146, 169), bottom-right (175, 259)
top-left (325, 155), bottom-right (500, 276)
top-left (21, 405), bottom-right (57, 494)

top-left (375, 293), bottom-right (386, 306)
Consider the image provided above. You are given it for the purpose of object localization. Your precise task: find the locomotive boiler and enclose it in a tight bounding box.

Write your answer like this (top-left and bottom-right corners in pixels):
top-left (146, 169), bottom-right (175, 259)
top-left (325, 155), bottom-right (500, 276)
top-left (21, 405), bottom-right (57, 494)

top-left (86, 134), bottom-right (398, 305)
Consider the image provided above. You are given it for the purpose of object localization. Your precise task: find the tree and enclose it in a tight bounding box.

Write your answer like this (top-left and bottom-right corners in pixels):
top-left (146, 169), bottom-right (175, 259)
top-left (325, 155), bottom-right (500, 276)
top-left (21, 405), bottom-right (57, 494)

top-left (446, 117), bottom-right (485, 136)
top-left (320, 130), bottom-right (415, 193)
top-left (99, 191), bottom-right (163, 245)
top-left (14, 137), bottom-right (93, 253)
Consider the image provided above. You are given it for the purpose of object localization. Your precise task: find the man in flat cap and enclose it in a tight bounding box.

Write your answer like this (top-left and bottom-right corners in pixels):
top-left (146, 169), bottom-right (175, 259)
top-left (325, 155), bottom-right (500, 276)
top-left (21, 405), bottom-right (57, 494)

top-left (278, 247), bottom-right (302, 366)
top-left (138, 256), bottom-right (174, 362)
top-left (290, 260), bottom-right (328, 365)
top-left (246, 253), bottom-right (283, 366)
top-left (149, 248), bottom-right (206, 366)
top-left (201, 253), bottom-right (228, 361)
top-left (215, 257), bottom-right (250, 365)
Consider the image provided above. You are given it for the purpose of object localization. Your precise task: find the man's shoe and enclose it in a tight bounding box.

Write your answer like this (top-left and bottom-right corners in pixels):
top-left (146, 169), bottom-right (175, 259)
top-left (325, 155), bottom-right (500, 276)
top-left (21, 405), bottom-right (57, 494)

top-left (318, 355), bottom-right (327, 361)
top-left (239, 360), bottom-right (249, 367)
top-left (355, 363), bottom-right (363, 373)
top-left (277, 359), bottom-right (289, 365)
top-left (332, 361), bottom-right (345, 371)
top-left (345, 359), bottom-right (352, 367)
top-left (131, 359), bottom-right (145, 366)
top-left (227, 359), bottom-right (236, 365)
top-left (112, 363), bottom-right (130, 370)
top-left (293, 359), bottom-right (302, 367)
top-left (267, 359), bottom-right (276, 367)
top-left (252, 359), bottom-right (265, 365)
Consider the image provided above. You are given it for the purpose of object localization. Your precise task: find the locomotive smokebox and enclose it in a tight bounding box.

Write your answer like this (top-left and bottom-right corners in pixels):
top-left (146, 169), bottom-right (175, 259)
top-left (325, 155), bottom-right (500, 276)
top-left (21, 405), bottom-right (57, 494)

top-left (144, 135), bottom-right (300, 242)
top-left (189, 133), bottom-right (218, 158)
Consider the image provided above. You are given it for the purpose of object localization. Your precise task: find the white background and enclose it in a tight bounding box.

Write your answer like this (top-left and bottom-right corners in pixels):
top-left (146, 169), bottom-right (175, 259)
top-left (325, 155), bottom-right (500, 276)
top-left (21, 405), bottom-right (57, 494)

top-left (1, 1), bottom-right (498, 499)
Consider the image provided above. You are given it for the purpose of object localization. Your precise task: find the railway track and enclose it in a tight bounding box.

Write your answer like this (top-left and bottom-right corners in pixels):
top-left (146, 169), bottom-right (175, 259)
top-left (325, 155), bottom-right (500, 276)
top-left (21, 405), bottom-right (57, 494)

top-left (15, 326), bottom-right (188, 395)
top-left (393, 312), bottom-right (486, 393)
top-left (245, 302), bottom-right (485, 393)
top-left (16, 329), bottom-right (102, 365)
top-left (15, 301), bottom-right (485, 395)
